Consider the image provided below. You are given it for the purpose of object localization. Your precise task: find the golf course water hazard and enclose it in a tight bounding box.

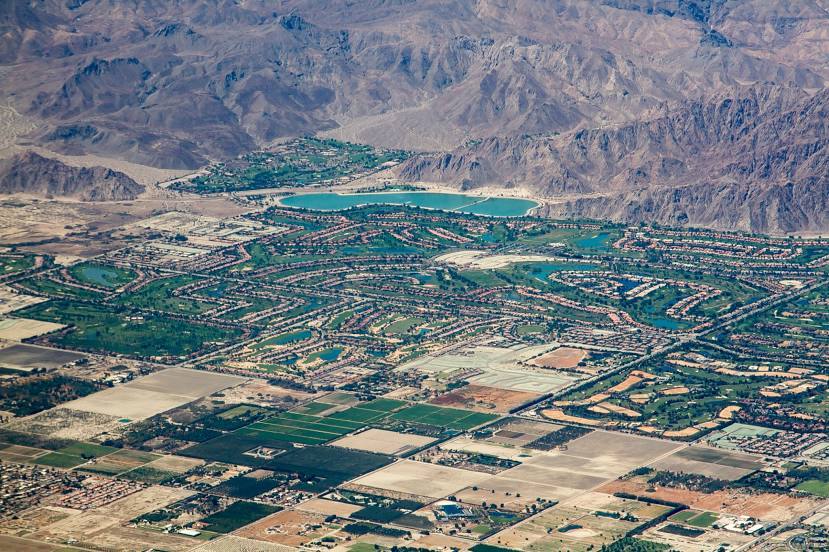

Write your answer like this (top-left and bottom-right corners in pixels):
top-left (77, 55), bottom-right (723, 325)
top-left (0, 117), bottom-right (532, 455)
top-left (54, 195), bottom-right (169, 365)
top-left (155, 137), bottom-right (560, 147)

top-left (280, 192), bottom-right (539, 217)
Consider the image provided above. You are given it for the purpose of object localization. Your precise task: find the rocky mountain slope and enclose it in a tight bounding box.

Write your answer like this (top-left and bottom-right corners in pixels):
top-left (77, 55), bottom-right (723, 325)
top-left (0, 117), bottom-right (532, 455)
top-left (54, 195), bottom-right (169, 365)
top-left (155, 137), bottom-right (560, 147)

top-left (400, 85), bottom-right (829, 233)
top-left (1, 1), bottom-right (828, 230)
top-left (0, 152), bottom-right (144, 201)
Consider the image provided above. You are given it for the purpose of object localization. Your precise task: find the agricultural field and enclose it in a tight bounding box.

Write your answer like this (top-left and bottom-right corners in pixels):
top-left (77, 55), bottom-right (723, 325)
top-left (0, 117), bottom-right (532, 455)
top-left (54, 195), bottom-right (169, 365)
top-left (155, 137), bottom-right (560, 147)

top-left (0, 139), bottom-right (826, 551)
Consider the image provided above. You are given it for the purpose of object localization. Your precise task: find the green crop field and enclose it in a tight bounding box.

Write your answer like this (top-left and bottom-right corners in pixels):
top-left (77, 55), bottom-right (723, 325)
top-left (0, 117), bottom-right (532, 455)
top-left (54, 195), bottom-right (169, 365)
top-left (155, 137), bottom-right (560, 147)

top-left (389, 403), bottom-right (498, 430)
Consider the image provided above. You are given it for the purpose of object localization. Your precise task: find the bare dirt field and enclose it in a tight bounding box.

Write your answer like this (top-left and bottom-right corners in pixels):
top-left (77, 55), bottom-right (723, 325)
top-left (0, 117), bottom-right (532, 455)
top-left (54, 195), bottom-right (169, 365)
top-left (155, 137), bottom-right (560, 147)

top-left (456, 475), bottom-right (579, 510)
top-left (331, 428), bottom-right (435, 456)
top-left (532, 347), bottom-right (590, 369)
top-left (501, 462), bottom-right (609, 491)
top-left (0, 534), bottom-right (84, 552)
top-left (598, 477), bottom-right (822, 522)
top-left (0, 318), bottom-right (64, 341)
top-left (144, 454), bottom-right (204, 474)
top-left (429, 383), bottom-right (539, 413)
top-left (0, 343), bottom-right (84, 370)
top-left (563, 430), bottom-right (682, 467)
top-left (61, 387), bottom-right (195, 420)
top-left (218, 379), bottom-right (319, 407)
top-left (127, 367), bottom-right (247, 397)
top-left (191, 535), bottom-right (297, 552)
top-left (236, 509), bottom-right (333, 547)
top-left (95, 486), bottom-right (192, 520)
top-left (651, 446), bottom-right (765, 481)
top-left (296, 497), bottom-right (364, 517)
top-left (351, 459), bottom-right (491, 498)
top-left (412, 532), bottom-right (474, 550)
top-left (0, 196), bottom-right (251, 257)
top-left (6, 408), bottom-right (123, 440)
top-left (63, 368), bottom-right (247, 420)
top-left (442, 436), bottom-right (542, 461)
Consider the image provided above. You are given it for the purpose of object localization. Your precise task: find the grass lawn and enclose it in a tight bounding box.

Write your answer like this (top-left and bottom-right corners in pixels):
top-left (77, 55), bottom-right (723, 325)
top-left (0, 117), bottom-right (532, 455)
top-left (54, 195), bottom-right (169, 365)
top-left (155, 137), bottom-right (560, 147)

top-left (797, 479), bottom-right (829, 497)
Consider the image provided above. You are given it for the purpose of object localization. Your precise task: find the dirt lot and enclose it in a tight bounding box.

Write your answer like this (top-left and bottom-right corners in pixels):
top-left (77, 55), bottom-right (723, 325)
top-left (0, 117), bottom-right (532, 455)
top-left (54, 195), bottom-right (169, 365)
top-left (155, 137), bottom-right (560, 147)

top-left (532, 347), bottom-right (589, 369)
top-left (61, 387), bottom-right (194, 420)
top-left (331, 428), bottom-right (435, 455)
top-left (217, 379), bottom-right (319, 408)
top-left (455, 475), bottom-right (578, 510)
top-left (563, 430), bottom-right (681, 467)
top-left (126, 367), bottom-right (247, 397)
top-left (430, 383), bottom-right (539, 413)
top-left (296, 497), bottom-right (363, 517)
top-left (0, 285), bottom-right (47, 315)
top-left (0, 194), bottom-right (251, 258)
top-left (236, 509), bottom-right (334, 547)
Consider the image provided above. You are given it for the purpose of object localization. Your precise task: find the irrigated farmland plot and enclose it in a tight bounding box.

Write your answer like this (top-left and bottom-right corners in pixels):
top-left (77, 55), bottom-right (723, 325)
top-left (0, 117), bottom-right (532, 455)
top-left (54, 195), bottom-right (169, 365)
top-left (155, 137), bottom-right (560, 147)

top-left (241, 398), bottom-right (410, 444)
top-left (242, 410), bottom-right (366, 445)
top-left (389, 404), bottom-right (498, 431)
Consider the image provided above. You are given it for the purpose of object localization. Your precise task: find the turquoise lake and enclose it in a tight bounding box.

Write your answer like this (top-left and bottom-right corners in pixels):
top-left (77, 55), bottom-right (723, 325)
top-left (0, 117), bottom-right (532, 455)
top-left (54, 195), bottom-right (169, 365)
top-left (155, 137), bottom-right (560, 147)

top-left (280, 192), bottom-right (538, 217)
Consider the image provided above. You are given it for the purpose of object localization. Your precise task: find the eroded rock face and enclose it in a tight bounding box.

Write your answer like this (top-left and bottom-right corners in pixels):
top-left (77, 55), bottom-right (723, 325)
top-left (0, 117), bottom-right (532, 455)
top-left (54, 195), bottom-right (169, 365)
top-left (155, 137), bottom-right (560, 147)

top-left (399, 86), bottom-right (829, 233)
top-left (0, 152), bottom-right (144, 201)
top-left (2, 1), bottom-right (829, 230)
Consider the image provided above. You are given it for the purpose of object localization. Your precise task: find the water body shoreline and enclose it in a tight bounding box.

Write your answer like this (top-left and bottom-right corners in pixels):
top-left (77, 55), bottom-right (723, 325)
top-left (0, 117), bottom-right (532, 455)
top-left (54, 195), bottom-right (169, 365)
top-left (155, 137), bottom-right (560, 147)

top-left (278, 191), bottom-right (539, 217)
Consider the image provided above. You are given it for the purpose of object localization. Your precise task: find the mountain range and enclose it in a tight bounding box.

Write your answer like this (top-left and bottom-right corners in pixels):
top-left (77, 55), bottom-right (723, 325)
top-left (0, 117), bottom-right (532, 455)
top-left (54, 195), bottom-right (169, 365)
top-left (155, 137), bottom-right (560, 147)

top-left (2, 0), bottom-right (828, 231)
